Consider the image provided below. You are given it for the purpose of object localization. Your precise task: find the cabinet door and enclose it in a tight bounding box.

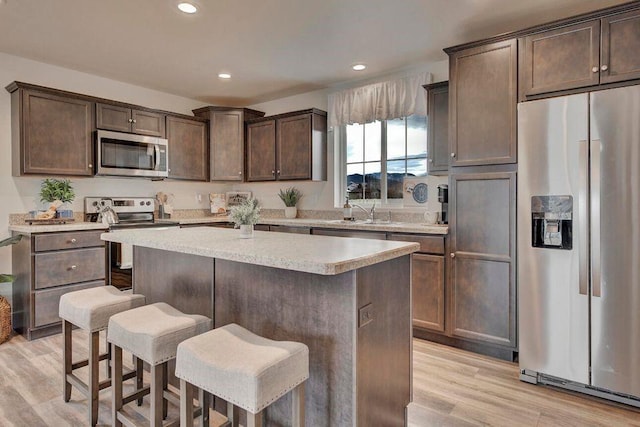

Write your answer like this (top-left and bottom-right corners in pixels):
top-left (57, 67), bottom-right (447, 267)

top-left (412, 254), bottom-right (445, 332)
top-left (277, 113), bottom-right (312, 180)
top-left (449, 39), bottom-right (517, 166)
top-left (520, 21), bottom-right (600, 97)
top-left (601, 10), bottom-right (640, 84)
top-left (21, 90), bottom-right (94, 176)
top-left (210, 110), bottom-right (244, 181)
top-left (96, 103), bottom-right (132, 133)
top-left (246, 120), bottom-right (276, 181)
top-left (426, 82), bottom-right (449, 174)
top-left (166, 116), bottom-right (208, 181)
top-left (132, 109), bottom-right (166, 137)
top-left (449, 171), bottom-right (516, 348)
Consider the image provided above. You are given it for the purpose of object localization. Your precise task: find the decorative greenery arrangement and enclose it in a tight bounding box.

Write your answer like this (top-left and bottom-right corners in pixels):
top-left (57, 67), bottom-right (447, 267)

top-left (229, 198), bottom-right (261, 226)
top-left (0, 235), bottom-right (22, 283)
top-left (39, 178), bottom-right (75, 203)
top-left (278, 187), bottom-right (302, 207)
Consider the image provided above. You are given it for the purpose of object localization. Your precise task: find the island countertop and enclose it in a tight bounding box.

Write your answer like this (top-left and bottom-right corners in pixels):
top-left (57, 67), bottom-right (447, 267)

top-left (101, 226), bottom-right (419, 275)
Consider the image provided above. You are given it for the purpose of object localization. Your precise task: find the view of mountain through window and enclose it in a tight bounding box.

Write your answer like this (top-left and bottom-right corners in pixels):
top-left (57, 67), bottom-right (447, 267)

top-left (345, 115), bottom-right (427, 203)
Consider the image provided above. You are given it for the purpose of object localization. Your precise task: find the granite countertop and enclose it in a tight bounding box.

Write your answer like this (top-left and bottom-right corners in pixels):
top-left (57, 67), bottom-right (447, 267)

top-left (101, 227), bottom-right (419, 275)
top-left (9, 222), bottom-right (109, 234)
top-left (173, 216), bottom-right (448, 235)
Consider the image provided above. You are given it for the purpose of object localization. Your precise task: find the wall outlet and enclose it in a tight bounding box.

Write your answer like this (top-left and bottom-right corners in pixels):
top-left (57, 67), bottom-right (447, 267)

top-left (196, 193), bottom-right (203, 203)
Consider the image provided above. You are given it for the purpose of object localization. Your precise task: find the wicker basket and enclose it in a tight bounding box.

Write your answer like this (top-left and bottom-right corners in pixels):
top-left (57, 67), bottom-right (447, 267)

top-left (0, 296), bottom-right (11, 344)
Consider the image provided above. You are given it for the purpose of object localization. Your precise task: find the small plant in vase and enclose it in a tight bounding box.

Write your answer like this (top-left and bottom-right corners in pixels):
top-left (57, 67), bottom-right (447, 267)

top-left (39, 178), bottom-right (75, 219)
top-left (278, 187), bottom-right (302, 219)
top-left (229, 198), bottom-right (261, 238)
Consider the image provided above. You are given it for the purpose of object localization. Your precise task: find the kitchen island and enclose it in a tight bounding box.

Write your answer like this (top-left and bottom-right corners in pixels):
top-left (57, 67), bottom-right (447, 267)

top-left (102, 227), bottom-right (419, 427)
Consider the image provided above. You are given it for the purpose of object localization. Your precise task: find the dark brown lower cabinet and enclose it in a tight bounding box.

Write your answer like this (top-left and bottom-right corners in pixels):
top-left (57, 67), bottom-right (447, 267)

top-left (449, 170), bottom-right (517, 353)
top-left (12, 230), bottom-right (107, 340)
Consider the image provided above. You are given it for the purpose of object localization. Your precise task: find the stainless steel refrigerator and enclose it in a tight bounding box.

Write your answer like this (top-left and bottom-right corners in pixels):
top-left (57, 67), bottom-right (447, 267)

top-left (518, 85), bottom-right (640, 406)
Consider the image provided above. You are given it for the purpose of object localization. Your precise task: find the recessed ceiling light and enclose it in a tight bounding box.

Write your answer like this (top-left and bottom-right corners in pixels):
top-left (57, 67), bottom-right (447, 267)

top-left (177, 2), bottom-right (197, 14)
top-left (218, 73), bottom-right (231, 79)
top-left (352, 64), bottom-right (367, 71)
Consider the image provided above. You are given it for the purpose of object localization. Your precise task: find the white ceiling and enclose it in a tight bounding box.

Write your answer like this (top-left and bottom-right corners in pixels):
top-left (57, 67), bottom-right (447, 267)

top-left (0, 0), bottom-right (629, 106)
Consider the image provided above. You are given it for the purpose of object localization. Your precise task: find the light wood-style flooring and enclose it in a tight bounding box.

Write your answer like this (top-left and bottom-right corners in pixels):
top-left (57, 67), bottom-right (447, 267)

top-left (1, 331), bottom-right (639, 426)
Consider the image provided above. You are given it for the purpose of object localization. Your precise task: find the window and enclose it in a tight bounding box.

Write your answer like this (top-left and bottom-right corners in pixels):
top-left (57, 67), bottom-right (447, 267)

top-left (341, 115), bottom-right (427, 205)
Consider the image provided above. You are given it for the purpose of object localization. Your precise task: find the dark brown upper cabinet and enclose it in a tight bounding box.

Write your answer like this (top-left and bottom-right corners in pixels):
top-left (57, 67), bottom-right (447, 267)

top-left (520, 9), bottom-right (640, 99)
top-left (96, 103), bottom-right (166, 137)
top-left (424, 81), bottom-right (449, 175)
top-left (448, 39), bottom-right (518, 166)
top-left (6, 82), bottom-right (95, 177)
top-left (165, 115), bottom-right (208, 181)
top-left (246, 119), bottom-right (277, 181)
top-left (192, 107), bottom-right (265, 182)
top-left (246, 109), bottom-right (327, 182)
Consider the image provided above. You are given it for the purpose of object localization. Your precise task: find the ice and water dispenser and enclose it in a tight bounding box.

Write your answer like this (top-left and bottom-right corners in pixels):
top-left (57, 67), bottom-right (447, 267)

top-left (531, 195), bottom-right (573, 250)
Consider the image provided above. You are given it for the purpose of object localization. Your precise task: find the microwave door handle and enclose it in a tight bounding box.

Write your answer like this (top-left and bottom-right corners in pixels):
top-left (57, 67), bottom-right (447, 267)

top-left (154, 144), bottom-right (160, 171)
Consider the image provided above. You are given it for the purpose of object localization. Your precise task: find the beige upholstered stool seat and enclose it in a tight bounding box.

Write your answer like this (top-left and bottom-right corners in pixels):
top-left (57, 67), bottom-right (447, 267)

top-left (176, 323), bottom-right (309, 415)
top-left (58, 285), bottom-right (146, 427)
top-left (59, 285), bottom-right (146, 332)
top-left (108, 302), bottom-right (212, 427)
top-left (108, 302), bottom-right (212, 365)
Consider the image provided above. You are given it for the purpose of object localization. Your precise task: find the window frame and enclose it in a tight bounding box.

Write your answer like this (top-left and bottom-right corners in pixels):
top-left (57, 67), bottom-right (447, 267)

top-left (336, 116), bottom-right (427, 208)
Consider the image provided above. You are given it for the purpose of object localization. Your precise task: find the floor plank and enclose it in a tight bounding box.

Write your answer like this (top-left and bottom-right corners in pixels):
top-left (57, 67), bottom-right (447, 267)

top-left (2, 331), bottom-right (640, 426)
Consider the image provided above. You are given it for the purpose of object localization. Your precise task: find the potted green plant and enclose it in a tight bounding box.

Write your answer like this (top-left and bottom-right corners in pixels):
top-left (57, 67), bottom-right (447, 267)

top-left (228, 198), bottom-right (261, 238)
top-left (278, 187), bottom-right (302, 219)
top-left (0, 234), bottom-right (22, 344)
top-left (39, 178), bottom-right (75, 218)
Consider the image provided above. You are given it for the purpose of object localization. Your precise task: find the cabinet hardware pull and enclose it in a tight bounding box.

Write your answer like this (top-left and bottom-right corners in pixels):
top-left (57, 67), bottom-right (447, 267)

top-left (592, 66), bottom-right (599, 73)
top-left (450, 253), bottom-right (455, 258)
top-left (276, 170), bottom-right (280, 174)
top-left (271, 170), bottom-right (275, 174)
top-left (88, 164), bottom-right (92, 168)
top-left (132, 119), bottom-right (137, 123)
top-left (450, 153), bottom-right (456, 158)
top-left (428, 158), bottom-right (433, 163)
top-left (128, 118), bottom-right (133, 123)
top-left (70, 238), bottom-right (77, 243)
top-left (70, 265), bottom-right (77, 270)
top-left (601, 65), bottom-right (608, 71)
top-left (239, 171), bottom-right (242, 175)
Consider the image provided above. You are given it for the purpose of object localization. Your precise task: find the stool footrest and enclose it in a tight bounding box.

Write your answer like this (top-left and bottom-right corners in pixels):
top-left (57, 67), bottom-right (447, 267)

top-left (71, 352), bottom-right (109, 371)
top-left (66, 373), bottom-right (88, 396)
top-left (122, 386), bottom-right (150, 405)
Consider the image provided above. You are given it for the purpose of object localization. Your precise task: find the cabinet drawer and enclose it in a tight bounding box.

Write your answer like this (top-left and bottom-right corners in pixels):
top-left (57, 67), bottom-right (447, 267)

top-left (312, 229), bottom-right (387, 240)
top-left (34, 247), bottom-right (106, 289)
top-left (387, 234), bottom-right (445, 254)
top-left (34, 230), bottom-right (104, 252)
top-left (269, 225), bottom-right (311, 234)
top-left (33, 280), bottom-right (104, 327)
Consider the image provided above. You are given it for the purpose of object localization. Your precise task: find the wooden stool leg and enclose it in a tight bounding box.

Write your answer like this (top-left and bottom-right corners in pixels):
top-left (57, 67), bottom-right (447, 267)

top-left (199, 388), bottom-right (210, 426)
top-left (292, 382), bottom-right (305, 427)
top-left (180, 379), bottom-right (194, 427)
top-left (247, 410), bottom-right (263, 427)
top-left (62, 320), bottom-right (72, 402)
top-left (227, 402), bottom-right (240, 427)
top-left (136, 357), bottom-right (144, 406)
top-left (106, 338), bottom-right (112, 379)
top-left (162, 362), bottom-right (168, 419)
top-left (88, 331), bottom-right (100, 426)
top-left (150, 363), bottom-right (164, 427)
top-left (112, 345), bottom-right (124, 427)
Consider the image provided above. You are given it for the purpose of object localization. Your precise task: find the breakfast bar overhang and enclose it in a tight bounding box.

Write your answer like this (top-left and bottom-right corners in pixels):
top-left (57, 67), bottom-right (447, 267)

top-left (102, 227), bottom-right (418, 426)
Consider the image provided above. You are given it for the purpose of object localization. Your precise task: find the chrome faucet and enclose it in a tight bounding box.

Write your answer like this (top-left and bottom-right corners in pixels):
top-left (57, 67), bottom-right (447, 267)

top-left (352, 202), bottom-right (376, 222)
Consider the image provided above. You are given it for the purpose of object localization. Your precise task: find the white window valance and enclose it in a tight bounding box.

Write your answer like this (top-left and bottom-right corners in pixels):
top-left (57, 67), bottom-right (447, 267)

top-left (327, 71), bottom-right (432, 128)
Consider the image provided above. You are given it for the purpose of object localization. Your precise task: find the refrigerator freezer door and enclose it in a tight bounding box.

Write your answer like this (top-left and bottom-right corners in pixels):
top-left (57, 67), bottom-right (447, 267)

top-left (517, 94), bottom-right (590, 384)
top-left (590, 86), bottom-right (640, 398)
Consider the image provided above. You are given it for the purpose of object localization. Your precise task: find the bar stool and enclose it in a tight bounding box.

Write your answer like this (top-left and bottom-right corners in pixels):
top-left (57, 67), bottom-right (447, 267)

top-left (108, 302), bottom-right (212, 427)
top-left (59, 285), bottom-right (146, 426)
top-left (175, 323), bottom-right (309, 427)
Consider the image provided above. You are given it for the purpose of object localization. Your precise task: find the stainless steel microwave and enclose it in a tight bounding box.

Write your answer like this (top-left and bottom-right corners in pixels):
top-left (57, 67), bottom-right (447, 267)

top-left (96, 130), bottom-right (168, 178)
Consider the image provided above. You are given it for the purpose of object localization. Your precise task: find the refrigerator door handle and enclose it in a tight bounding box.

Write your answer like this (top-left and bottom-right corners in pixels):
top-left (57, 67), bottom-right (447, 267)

top-left (591, 138), bottom-right (602, 298)
top-left (578, 139), bottom-right (589, 296)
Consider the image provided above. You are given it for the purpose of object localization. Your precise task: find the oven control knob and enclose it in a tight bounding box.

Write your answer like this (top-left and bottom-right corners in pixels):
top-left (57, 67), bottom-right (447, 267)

top-left (146, 201), bottom-right (151, 206)
top-left (140, 201), bottom-right (144, 206)
top-left (92, 201), bottom-right (98, 206)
